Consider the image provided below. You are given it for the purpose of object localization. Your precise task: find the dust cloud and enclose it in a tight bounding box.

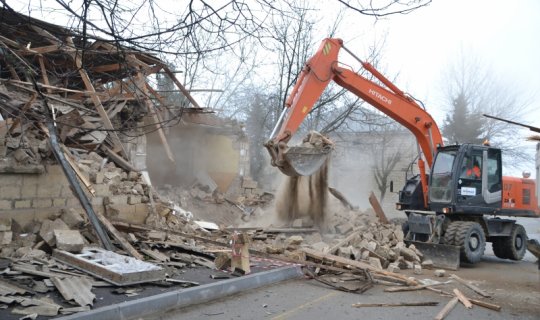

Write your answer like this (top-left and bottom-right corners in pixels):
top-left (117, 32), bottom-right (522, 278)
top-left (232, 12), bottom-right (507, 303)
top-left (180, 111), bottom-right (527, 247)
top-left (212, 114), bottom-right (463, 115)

top-left (274, 158), bottom-right (329, 227)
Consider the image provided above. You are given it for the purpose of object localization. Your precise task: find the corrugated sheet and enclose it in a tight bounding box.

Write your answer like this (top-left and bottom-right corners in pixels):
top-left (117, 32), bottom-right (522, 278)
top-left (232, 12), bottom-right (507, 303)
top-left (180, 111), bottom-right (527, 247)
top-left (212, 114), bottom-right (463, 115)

top-left (0, 279), bottom-right (27, 296)
top-left (50, 276), bottom-right (95, 307)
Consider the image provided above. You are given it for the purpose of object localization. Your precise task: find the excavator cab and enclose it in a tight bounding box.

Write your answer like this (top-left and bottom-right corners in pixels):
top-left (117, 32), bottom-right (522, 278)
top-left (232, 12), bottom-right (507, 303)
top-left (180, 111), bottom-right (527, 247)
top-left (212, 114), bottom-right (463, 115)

top-left (429, 144), bottom-right (502, 213)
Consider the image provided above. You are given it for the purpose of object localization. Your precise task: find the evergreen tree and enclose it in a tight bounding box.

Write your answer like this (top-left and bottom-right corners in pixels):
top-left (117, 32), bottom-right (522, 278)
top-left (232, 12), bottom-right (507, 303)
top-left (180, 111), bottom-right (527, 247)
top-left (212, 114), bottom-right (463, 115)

top-left (442, 92), bottom-right (485, 144)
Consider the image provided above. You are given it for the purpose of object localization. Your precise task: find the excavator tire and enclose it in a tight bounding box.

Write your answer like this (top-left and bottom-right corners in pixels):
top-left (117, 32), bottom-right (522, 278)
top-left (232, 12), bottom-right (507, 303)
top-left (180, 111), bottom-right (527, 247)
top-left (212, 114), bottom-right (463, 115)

top-left (443, 221), bottom-right (461, 245)
top-left (492, 238), bottom-right (509, 259)
top-left (454, 221), bottom-right (486, 264)
top-left (496, 224), bottom-right (527, 261)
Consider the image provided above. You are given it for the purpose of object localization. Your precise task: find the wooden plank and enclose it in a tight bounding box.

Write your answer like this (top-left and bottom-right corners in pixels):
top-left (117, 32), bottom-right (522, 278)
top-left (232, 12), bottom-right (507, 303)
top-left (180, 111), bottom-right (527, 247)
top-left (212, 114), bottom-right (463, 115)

top-left (352, 302), bottom-right (439, 307)
top-left (368, 191), bottom-right (389, 224)
top-left (19, 44), bottom-right (60, 55)
top-left (91, 63), bottom-right (121, 73)
top-left (101, 145), bottom-right (138, 172)
top-left (162, 66), bottom-right (203, 109)
top-left (453, 288), bottom-right (473, 309)
top-left (325, 229), bottom-right (361, 254)
top-left (61, 146), bottom-right (96, 196)
top-left (135, 71), bottom-right (174, 163)
top-left (434, 297), bottom-right (459, 320)
top-left (106, 100), bottom-right (127, 119)
top-left (98, 208), bottom-right (144, 260)
top-left (469, 299), bottom-right (501, 311)
top-left (65, 37), bottom-right (127, 158)
top-left (302, 247), bottom-right (417, 286)
top-left (8, 93), bottom-right (37, 134)
top-left (37, 55), bottom-right (52, 94)
top-left (384, 282), bottom-right (449, 293)
top-left (450, 274), bottom-right (491, 298)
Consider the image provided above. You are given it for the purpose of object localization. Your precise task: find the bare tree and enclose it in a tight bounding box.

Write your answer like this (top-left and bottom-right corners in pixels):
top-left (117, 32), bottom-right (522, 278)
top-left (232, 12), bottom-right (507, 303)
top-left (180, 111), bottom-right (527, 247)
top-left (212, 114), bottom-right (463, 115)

top-left (441, 52), bottom-right (534, 166)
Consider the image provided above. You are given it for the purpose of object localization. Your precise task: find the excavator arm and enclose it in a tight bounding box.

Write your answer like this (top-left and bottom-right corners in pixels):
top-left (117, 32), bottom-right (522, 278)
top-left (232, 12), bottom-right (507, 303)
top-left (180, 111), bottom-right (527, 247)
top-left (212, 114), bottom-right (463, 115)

top-left (265, 38), bottom-right (444, 208)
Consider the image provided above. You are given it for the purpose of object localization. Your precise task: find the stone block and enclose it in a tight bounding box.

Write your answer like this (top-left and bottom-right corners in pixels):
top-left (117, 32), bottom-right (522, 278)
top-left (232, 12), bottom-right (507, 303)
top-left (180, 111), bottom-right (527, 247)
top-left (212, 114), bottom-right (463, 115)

top-left (434, 269), bottom-right (446, 277)
top-left (39, 218), bottom-right (69, 246)
top-left (241, 178), bottom-right (258, 189)
top-left (292, 219), bottom-right (303, 228)
top-left (93, 184), bottom-right (111, 197)
top-left (128, 195), bottom-right (142, 205)
top-left (104, 195), bottom-right (128, 205)
top-left (311, 241), bottom-right (329, 252)
top-left (54, 229), bottom-right (84, 253)
top-left (14, 200), bottom-right (32, 209)
top-left (148, 231), bottom-right (167, 241)
top-left (421, 259), bottom-right (434, 269)
top-left (369, 257), bottom-right (383, 270)
top-left (37, 184), bottom-right (62, 197)
top-left (0, 231), bottom-right (12, 245)
top-left (0, 200), bottom-right (12, 210)
top-left (387, 262), bottom-right (400, 273)
top-left (0, 174), bottom-right (22, 185)
top-left (53, 198), bottom-right (67, 207)
top-left (33, 199), bottom-right (53, 208)
top-left (0, 186), bottom-right (21, 199)
top-left (335, 222), bottom-right (354, 235)
top-left (20, 184), bottom-right (37, 198)
top-left (413, 264), bottom-right (422, 275)
top-left (0, 218), bottom-right (11, 231)
top-left (61, 185), bottom-right (75, 197)
top-left (91, 196), bottom-right (104, 206)
top-left (61, 208), bottom-right (86, 228)
top-left (287, 235), bottom-right (303, 246)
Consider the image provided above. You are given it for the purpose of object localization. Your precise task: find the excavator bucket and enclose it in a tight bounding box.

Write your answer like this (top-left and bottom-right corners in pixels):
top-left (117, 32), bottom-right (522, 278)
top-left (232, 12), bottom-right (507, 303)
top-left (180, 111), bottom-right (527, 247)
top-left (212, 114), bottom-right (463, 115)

top-left (405, 240), bottom-right (461, 270)
top-left (278, 146), bottom-right (332, 176)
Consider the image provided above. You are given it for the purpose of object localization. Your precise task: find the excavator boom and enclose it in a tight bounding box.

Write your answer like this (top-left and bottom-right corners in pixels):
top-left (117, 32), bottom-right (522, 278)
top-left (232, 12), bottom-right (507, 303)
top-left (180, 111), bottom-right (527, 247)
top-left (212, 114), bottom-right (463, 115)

top-left (266, 38), bottom-right (443, 208)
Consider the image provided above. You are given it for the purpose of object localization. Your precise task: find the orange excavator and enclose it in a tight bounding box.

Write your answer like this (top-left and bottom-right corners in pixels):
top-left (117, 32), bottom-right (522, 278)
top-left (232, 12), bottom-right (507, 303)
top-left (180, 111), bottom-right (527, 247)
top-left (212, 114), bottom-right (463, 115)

top-left (265, 38), bottom-right (540, 269)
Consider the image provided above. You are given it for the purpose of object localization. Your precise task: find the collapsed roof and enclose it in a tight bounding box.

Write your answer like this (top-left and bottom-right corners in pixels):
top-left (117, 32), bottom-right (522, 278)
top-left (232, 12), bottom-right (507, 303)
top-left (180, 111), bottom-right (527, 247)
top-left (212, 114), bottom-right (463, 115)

top-left (0, 7), bottom-right (205, 171)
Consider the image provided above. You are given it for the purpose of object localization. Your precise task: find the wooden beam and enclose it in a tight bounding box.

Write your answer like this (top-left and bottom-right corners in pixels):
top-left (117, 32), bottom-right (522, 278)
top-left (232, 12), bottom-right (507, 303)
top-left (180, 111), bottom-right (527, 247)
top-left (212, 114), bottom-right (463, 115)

top-left (352, 302), bottom-right (439, 308)
top-left (37, 55), bottom-right (52, 94)
top-left (99, 208), bottom-right (144, 260)
top-left (101, 146), bottom-right (138, 172)
top-left (61, 145), bottom-right (96, 196)
top-left (325, 229), bottom-right (361, 254)
top-left (135, 72), bottom-right (175, 163)
top-left (162, 66), bottom-right (203, 109)
top-left (434, 297), bottom-right (459, 320)
top-left (8, 93), bottom-right (37, 134)
top-left (302, 247), bottom-right (417, 285)
top-left (450, 274), bottom-right (491, 298)
top-left (453, 288), bottom-right (473, 309)
top-left (369, 191), bottom-right (389, 224)
top-left (65, 37), bottom-right (127, 158)
top-left (91, 63), bottom-right (121, 73)
top-left (18, 44), bottom-right (61, 55)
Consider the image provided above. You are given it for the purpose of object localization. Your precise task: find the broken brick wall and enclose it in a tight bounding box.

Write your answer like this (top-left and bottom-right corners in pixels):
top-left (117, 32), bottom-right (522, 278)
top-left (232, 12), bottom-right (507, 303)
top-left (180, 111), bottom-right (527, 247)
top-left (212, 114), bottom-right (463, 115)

top-left (146, 113), bottom-right (248, 193)
top-left (0, 166), bottom-right (80, 226)
top-left (0, 164), bottom-right (149, 228)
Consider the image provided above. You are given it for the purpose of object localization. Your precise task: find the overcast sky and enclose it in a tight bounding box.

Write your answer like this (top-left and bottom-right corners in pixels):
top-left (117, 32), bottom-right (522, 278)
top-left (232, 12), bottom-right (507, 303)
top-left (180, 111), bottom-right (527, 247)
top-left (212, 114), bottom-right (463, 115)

top-left (337, 0), bottom-right (540, 126)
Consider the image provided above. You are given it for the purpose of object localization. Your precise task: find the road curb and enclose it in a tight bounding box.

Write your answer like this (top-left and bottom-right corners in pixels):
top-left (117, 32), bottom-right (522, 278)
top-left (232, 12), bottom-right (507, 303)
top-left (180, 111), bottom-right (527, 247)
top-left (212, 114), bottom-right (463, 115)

top-left (56, 265), bottom-right (303, 320)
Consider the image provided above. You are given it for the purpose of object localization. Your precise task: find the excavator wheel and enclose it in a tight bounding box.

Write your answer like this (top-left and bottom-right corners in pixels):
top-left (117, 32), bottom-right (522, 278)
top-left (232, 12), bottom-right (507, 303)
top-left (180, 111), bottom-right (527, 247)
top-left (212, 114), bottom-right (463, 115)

top-left (492, 238), bottom-right (509, 259)
top-left (454, 221), bottom-right (486, 264)
top-left (493, 224), bottom-right (527, 261)
top-left (442, 221), bottom-right (461, 245)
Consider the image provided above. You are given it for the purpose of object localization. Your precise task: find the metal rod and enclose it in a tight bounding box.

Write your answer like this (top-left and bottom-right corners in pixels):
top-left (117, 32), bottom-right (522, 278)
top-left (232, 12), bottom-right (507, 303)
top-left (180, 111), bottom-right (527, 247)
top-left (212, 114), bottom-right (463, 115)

top-left (341, 44), bottom-right (365, 65)
top-left (269, 107), bottom-right (288, 140)
top-left (46, 120), bottom-right (114, 250)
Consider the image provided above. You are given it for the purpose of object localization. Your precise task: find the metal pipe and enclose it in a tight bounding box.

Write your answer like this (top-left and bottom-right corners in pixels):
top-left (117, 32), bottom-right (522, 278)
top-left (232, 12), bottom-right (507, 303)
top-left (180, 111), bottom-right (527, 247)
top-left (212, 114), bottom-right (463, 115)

top-left (269, 107), bottom-right (288, 140)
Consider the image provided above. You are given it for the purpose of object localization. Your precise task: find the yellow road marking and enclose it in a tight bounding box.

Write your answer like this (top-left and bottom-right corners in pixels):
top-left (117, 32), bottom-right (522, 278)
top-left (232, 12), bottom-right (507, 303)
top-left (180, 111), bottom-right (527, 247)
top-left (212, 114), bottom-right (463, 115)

top-left (271, 291), bottom-right (339, 320)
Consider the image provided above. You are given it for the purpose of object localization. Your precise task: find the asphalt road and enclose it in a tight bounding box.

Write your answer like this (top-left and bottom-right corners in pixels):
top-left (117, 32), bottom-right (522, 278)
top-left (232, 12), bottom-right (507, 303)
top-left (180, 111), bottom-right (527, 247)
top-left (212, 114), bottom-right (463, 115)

top-left (144, 276), bottom-right (538, 320)
top-left (143, 217), bottom-right (540, 320)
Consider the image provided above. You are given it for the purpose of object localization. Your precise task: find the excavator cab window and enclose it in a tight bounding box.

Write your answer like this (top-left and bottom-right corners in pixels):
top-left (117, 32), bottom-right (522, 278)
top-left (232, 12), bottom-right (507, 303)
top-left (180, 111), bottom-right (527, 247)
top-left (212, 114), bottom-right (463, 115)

top-left (457, 150), bottom-right (483, 198)
top-left (429, 149), bottom-right (457, 203)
